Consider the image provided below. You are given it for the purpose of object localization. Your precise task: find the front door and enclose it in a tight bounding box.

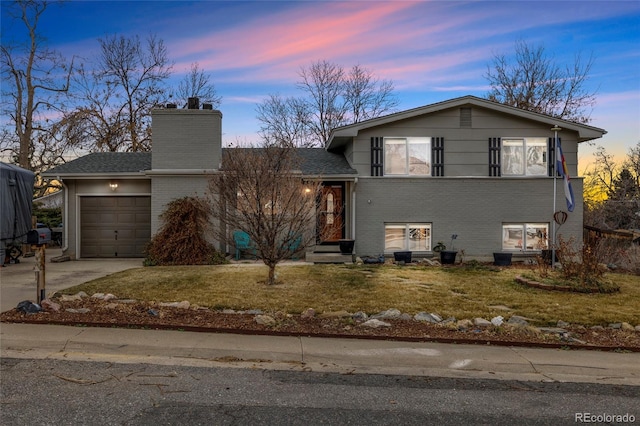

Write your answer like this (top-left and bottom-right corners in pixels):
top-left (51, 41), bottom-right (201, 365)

top-left (318, 184), bottom-right (344, 243)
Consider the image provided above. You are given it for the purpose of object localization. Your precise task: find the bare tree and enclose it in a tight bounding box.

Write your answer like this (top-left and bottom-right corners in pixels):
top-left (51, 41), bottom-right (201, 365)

top-left (297, 60), bottom-right (347, 146)
top-left (256, 94), bottom-right (311, 147)
top-left (208, 146), bottom-right (323, 285)
top-left (584, 142), bottom-right (640, 229)
top-left (344, 64), bottom-right (398, 123)
top-left (173, 62), bottom-right (221, 108)
top-left (69, 33), bottom-right (172, 153)
top-left (0, 0), bottom-right (74, 174)
top-left (257, 60), bottom-right (398, 147)
top-left (485, 39), bottom-right (596, 123)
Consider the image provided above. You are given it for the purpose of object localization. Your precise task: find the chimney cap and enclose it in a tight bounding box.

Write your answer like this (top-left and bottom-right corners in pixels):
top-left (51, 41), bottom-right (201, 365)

top-left (187, 97), bottom-right (200, 109)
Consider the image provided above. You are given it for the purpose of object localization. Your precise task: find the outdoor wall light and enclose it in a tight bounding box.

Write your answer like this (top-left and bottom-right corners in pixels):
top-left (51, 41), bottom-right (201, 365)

top-left (109, 182), bottom-right (118, 191)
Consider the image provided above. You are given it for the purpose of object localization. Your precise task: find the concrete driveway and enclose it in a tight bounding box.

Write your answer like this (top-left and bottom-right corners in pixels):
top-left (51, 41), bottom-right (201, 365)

top-left (0, 248), bottom-right (143, 312)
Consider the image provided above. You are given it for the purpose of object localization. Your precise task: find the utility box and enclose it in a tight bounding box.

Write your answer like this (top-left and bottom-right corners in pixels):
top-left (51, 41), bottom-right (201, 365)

top-left (27, 228), bottom-right (51, 245)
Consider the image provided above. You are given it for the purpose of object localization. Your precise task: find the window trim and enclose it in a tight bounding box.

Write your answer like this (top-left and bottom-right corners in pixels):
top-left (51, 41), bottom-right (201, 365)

top-left (384, 223), bottom-right (432, 252)
top-left (501, 137), bottom-right (548, 177)
top-left (383, 137), bottom-right (431, 176)
top-left (501, 223), bottom-right (549, 252)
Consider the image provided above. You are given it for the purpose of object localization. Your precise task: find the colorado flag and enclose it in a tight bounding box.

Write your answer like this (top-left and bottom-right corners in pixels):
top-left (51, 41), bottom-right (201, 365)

top-left (555, 139), bottom-right (575, 212)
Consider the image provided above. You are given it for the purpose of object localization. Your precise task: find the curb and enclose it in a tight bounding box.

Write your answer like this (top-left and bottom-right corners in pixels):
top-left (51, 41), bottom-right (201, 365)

top-left (3, 318), bottom-right (639, 353)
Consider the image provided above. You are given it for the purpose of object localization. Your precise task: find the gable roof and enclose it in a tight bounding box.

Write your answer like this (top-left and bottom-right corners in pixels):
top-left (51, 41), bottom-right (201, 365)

top-left (327, 95), bottom-right (607, 150)
top-left (42, 149), bottom-right (356, 178)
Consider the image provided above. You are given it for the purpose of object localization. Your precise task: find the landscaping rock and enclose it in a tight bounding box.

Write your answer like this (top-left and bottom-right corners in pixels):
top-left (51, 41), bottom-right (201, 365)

top-left (245, 309), bottom-right (263, 315)
top-left (609, 323), bottom-right (622, 329)
top-left (557, 320), bottom-right (570, 328)
top-left (372, 308), bottom-right (402, 319)
top-left (507, 315), bottom-right (530, 326)
top-left (91, 293), bottom-right (106, 299)
top-left (474, 318), bottom-right (492, 327)
top-left (399, 313), bottom-right (412, 321)
top-left (40, 299), bottom-right (60, 312)
top-left (103, 293), bottom-right (117, 302)
top-left (352, 311), bottom-right (368, 321)
top-left (222, 309), bottom-right (236, 314)
top-left (456, 319), bottom-right (474, 330)
top-left (414, 312), bottom-right (442, 323)
top-left (490, 316), bottom-right (504, 326)
top-left (16, 301), bottom-right (42, 314)
top-left (60, 294), bottom-right (83, 302)
top-left (300, 308), bottom-right (316, 319)
top-left (116, 299), bottom-right (137, 304)
top-left (176, 301), bottom-right (190, 309)
top-left (621, 322), bottom-right (635, 331)
top-left (275, 311), bottom-right (291, 319)
top-left (636, 325), bottom-right (640, 332)
top-left (254, 315), bottom-right (276, 326)
top-left (104, 303), bottom-right (119, 310)
top-left (441, 317), bottom-right (457, 326)
top-left (362, 319), bottom-right (391, 329)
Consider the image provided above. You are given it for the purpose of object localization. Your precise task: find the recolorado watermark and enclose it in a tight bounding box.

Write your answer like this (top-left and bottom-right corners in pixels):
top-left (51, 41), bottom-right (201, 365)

top-left (575, 412), bottom-right (636, 423)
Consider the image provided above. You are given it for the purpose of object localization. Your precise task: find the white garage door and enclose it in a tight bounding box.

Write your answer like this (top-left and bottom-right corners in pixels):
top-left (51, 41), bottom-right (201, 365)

top-left (80, 196), bottom-right (151, 258)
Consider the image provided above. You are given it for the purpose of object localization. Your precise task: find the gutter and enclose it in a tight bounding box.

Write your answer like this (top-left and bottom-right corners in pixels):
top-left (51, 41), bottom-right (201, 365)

top-left (144, 169), bottom-right (218, 176)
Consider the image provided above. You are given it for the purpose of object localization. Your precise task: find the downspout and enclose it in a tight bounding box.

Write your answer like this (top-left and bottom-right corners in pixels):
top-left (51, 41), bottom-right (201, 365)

top-left (352, 177), bottom-right (357, 250)
top-left (58, 177), bottom-right (69, 253)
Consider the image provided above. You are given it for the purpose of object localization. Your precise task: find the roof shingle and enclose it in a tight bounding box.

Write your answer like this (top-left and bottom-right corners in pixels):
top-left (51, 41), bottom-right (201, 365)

top-left (43, 149), bottom-right (356, 176)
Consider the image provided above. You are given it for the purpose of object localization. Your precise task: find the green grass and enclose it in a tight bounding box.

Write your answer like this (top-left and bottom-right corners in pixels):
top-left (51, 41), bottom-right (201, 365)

top-left (60, 263), bottom-right (640, 327)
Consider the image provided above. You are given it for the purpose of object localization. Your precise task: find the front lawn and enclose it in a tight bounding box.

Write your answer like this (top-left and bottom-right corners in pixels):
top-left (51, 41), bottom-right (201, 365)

top-left (60, 263), bottom-right (640, 327)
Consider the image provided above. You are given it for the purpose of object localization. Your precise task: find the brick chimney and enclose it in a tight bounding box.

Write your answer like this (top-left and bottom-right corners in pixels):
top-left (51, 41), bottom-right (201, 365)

top-left (151, 100), bottom-right (222, 170)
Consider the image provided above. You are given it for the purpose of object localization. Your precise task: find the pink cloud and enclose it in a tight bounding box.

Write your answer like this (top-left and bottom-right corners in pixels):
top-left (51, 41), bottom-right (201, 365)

top-left (168, 1), bottom-right (487, 84)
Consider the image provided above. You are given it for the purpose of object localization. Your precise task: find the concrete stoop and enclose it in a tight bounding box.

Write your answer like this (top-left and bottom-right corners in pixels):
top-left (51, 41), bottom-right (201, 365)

top-left (305, 251), bottom-right (355, 264)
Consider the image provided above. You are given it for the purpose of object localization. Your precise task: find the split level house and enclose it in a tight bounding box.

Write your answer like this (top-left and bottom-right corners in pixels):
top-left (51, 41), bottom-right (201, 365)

top-left (43, 96), bottom-right (606, 262)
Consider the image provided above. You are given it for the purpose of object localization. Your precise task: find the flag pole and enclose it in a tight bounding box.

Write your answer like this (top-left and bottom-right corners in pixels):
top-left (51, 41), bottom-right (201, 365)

top-left (551, 125), bottom-right (562, 268)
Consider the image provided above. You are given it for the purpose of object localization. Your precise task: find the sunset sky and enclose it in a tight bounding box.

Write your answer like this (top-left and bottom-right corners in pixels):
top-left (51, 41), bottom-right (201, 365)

top-left (2, 0), bottom-right (639, 173)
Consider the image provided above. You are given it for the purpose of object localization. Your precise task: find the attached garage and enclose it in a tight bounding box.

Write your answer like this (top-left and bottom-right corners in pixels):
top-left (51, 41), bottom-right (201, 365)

top-left (80, 196), bottom-right (151, 258)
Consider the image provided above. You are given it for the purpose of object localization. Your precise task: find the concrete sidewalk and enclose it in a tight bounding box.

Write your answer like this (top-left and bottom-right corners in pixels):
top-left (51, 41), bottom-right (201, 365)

top-left (1, 253), bottom-right (639, 386)
top-left (2, 322), bottom-right (639, 386)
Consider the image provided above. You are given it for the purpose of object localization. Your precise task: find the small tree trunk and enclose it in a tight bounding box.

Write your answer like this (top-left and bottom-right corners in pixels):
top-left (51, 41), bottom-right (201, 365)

top-left (267, 263), bottom-right (276, 285)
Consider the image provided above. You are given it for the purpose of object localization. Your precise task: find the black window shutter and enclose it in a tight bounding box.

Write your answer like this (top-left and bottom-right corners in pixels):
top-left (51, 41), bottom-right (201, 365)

top-left (371, 137), bottom-right (383, 176)
top-left (489, 137), bottom-right (501, 176)
top-left (548, 137), bottom-right (561, 176)
top-left (431, 137), bottom-right (444, 176)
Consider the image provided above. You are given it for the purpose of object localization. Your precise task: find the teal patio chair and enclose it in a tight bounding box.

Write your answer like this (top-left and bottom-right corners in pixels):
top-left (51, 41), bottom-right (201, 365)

top-left (233, 230), bottom-right (256, 260)
top-left (282, 233), bottom-right (303, 260)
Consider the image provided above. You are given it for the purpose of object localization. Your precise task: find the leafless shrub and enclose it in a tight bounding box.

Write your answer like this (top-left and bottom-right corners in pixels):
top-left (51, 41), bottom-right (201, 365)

top-left (555, 236), bottom-right (606, 288)
top-left (145, 196), bottom-right (224, 266)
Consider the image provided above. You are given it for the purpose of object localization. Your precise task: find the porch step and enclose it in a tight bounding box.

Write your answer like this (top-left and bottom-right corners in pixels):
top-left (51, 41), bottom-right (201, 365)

top-left (305, 252), bottom-right (355, 264)
top-left (311, 244), bottom-right (341, 253)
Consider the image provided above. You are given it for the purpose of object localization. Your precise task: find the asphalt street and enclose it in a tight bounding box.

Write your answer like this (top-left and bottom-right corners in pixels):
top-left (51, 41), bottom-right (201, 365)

top-left (2, 357), bottom-right (638, 425)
